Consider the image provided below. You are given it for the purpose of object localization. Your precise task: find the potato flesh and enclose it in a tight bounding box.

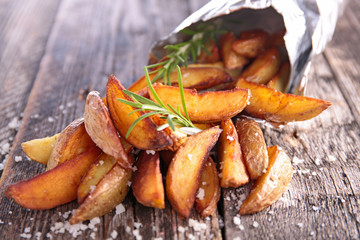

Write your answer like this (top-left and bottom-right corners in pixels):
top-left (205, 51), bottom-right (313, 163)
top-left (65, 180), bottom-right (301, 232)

top-left (5, 147), bottom-right (101, 209)
top-left (218, 119), bottom-right (249, 188)
top-left (195, 157), bottom-right (221, 217)
top-left (239, 47), bottom-right (280, 84)
top-left (77, 153), bottom-right (117, 204)
top-left (132, 151), bottom-right (164, 209)
top-left (166, 126), bottom-right (221, 218)
top-left (21, 133), bottom-right (60, 165)
top-left (106, 75), bottom-right (172, 150)
top-left (128, 66), bottom-right (233, 92)
top-left (239, 146), bottom-right (293, 215)
top-left (236, 117), bottom-right (268, 180)
top-left (151, 84), bottom-right (249, 123)
top-left (84, 91), bottom-right (132, 169)
top-left (232, 29), bottom-right (269, 58)
top-left (220, 32), bottom-right (249, 69)
top-left (46, 118), bottom-right (96, 170)
top-left (266, 61), bottom-right (290, 93)
top-left (70, 164), bottom-right (132, 224)
top-left (236, 78), bottom-right (332, 124)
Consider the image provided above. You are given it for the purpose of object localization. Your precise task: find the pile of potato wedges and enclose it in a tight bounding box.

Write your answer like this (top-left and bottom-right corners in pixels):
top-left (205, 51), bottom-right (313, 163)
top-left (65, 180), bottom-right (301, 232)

top-left (5, 28), bottom-right (331, 224)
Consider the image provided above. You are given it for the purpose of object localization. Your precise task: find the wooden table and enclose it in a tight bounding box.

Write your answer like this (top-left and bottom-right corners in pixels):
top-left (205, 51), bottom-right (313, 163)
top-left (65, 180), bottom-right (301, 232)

top-left (0, 0), bottom-right (359, 239)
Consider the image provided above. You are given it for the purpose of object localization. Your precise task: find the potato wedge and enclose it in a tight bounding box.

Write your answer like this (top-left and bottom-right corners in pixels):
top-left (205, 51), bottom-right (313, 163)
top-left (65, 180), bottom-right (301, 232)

top-left (266, 28), bottom-right (286, 48)
top-left (70, 164), bottom-right (132, 224)
top-left (85, 91), bottom-right (132, 169)
top-left (46, 118), bottom-right (96, 170)
top-left (239, 47), bottom-right (280, 84)
top-left (5, 147), bottom-right (101, 209)
top-left (21, 133), bottom-right (60, 165)
top-left (166, 126), bottom-right (221, 218)
top-left (220, 32), bottom-right (249, 69)
top-left (128, 67), bottom-right (233, 92)
top-left (232, 29), bottom-right (268, 58)
top-left (188, 62), bottom-right (242, 79)
top-left (77, 153), bottom-right (117, 204)
top-left (106, 75), bottom-right (172, 150)
top-left (196, 39), bottom-right (220, 63)
top-left (151, 84), bottom-right (249, 123)
top-left (235, 79), bottom-right (332, 124)
top-left (218, 119), bottom-right (249, 187)
top-left (132, 151), bottom-right (164, 209)
top-left (236, 117), bottom-right (268, 180)
top-left (159, 150), bottom-right (175, 172)
top-left (239, 146), bottom-right (293, 215)
top-left (195, 157), bottom-right (221, 217)
top-left (266, 61), bottom-right (290, 92)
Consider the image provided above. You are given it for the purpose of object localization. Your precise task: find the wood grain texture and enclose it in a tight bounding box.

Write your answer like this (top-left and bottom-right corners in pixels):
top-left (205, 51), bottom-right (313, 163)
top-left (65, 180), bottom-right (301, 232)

top-left (0, 0), bottom-right (359, 239)
top-left (0, 0), bottom-right (62, 177)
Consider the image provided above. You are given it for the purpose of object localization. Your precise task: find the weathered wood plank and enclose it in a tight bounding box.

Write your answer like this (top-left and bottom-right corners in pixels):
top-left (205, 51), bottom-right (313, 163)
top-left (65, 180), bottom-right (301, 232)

top-left (324, 0), bottom-right (360, 127)
top-left (0, 0), bottom-right (62, 177)
top-left (222, 53), bottom-right (360, 239)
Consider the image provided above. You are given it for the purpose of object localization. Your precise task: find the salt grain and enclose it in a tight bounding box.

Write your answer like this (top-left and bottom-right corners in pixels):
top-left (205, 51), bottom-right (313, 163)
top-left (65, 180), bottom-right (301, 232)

top-left (89, 185), bottom-right (96, 193)
top-left (252, 221), bottom-right (259, 228)
top-left (328, 155), bottom-right (336, 162)
top-left (116, 203), bottom-right (125, 214)
top-left (110, 230), bottom-right (118, 239)
top-left (19, 233), bottom-right (31, 239)
top-left (233, 216), bottom-right (241, 225)
top-left (188, 153), bottom-right (193, 160)
top-left (14, 156), bottom-right (22, 162)
top-left (178, 226), bottom-right (186, 233)
top-left (226, 135), bottom-right (234, 141)
top-left (189, 219), bottom-right (206, 231)
top-left (296, 223), bottom-right (303, 228)
top-left (292, 156), bottom-right (304, 165)
top-left (315, 158), bottom-right (322, 166)
top-left (48, 117), bottom-right (54, 123)
top-left (24, 227), bottom-right (30, 233)
top-left (35, 232), bottom-right (41, 240)
top-left (8, 117), bottom-right (19, 129)
top-left (312, 206), bottom-right (320, 211)
top-left (196, 188), bottom-right (205, 200)
top-left (99, 160), bottom-right (104, 165)
top-left (146, 150), bottom-right (156, 155)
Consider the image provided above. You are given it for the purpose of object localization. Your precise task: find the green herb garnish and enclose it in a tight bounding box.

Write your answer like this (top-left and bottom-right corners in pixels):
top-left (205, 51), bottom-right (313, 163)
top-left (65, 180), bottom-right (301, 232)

top-left (118, 65), bottom-right (202, 138)
top-left (146, 25), bottom-right (225, 85)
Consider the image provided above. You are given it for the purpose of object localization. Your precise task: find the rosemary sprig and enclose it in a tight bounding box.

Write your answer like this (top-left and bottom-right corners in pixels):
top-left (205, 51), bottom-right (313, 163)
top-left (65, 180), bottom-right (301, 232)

top-left (146, 25), bottom-right (225, 85)
top-left (118, 65), bottom-right (202, 138)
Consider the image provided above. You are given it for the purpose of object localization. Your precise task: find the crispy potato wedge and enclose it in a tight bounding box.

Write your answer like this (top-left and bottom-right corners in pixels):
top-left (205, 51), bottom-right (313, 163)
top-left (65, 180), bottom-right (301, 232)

top-left (196, 39), bottom-right (220, 63)
top-left (120, 137), bottom-right (134, 154)
top-left (84, 91), bottom-right (132, 169)
top-left (220, 32), bottom-right (249, 70)
top-left (159, 150), bottom-right (175, 172)
top-left (195, 157), bottom-right (221, 217)
top-left (151, 84), bottom-right (250, 123)
top-left (232, 29), bottom-right (269, 58)
top-left (46, 118), bottom-right (96, 170)
top-left (266, 61), bottom-right (290, 93)
top-left (235, 79), bottom-right (332, 123)
top-left (21, 133), bottom-right (60, 165)
top-left (77, 153), bottom-right (117, 204)
top-left (218, 119), bottom-right (249, 188)
top-left (5, 147), bottom-right (101, 209)
top-left (106, 75), bottom-right (173, 150)
top-left (166, 126), bottom-right (221, 218)
top-left (70, 164), bottom-right (132, 224)
top-left (239, 47), bottom-right (280, 84)
top-left (128, 67), bottom-right (233, 92)
top-left (132, 151), bottom-right (165, 209)
top-left (236, 117), bottom-right (268, 180)
top-left (188, 62), bottom-right (242, 79)
top-left (239, 146), bottom-right (293, 215)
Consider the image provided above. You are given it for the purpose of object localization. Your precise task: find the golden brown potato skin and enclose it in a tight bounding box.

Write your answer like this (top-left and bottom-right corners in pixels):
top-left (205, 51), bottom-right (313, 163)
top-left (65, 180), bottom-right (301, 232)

top-left (236, 117), bottom-right (268, 180)
top-left (195, 157), bottom-right (221, 217)
top-left (84, 91), bottom-right (132, 169)
top-left (70, 164), bottom-right (132, 224)
top-left (132, 151), bottom-right (165, 209)
top-left (239, 145), bottom-right (293, 215)
top-left (266, 61), bottom-right (290, 93)
top-left (46, 118), bottom-right (96, 170)
top-left (232, 29), bottom-right (269, 58)
top-left (239, 47), bottom-right (280, 84)
top-left (196, 39), bottom-right (220, 63)
top-left (218, 119), bottom-right (249, 188)
top-left (128, 66), bottom-right (233, 92)
top-left (77, 153), bottom-right (117, 204)
top-left (5, 147), bottom-right (101, 209)
top-left (166, 126), bottom-right (221, 218)
top-left (21, 133), bottom-right (60, 165)
top-left (151, 84), bottom-right (249, 123)
top-left (219, 32), bottom-right (249, 70)
top-left (106, 75), bottom-right (172, 150)
top-left (235, 78), bottom-right (332, 124)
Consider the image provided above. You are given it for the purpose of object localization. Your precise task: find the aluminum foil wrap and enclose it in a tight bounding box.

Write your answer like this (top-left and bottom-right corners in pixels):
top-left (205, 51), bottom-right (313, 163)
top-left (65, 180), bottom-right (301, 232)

top-left (150, 0), bottom-right (345, 94)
